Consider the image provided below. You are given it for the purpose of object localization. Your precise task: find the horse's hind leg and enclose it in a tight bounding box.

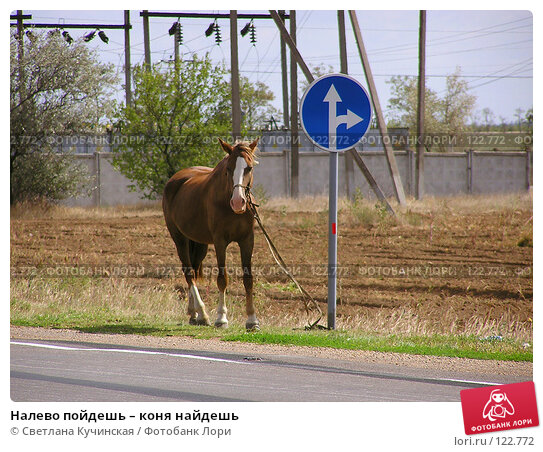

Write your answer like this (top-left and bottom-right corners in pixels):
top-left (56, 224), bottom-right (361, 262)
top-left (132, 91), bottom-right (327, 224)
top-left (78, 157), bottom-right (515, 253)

top-left (166, 225), bottom-right (210, 326)
top-left (188, 240), bottom-right (209, 325)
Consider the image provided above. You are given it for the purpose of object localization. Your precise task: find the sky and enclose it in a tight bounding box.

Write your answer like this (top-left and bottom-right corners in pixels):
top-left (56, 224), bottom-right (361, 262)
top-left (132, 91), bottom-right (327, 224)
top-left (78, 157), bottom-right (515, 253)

top-left (12, 7), bottom-right (533, 125)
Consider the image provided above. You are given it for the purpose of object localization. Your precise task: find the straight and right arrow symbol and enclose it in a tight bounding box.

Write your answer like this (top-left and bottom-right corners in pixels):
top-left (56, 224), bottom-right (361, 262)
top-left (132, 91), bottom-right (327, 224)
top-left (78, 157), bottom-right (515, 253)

top-left (323, 84), bottom-right (364, 151)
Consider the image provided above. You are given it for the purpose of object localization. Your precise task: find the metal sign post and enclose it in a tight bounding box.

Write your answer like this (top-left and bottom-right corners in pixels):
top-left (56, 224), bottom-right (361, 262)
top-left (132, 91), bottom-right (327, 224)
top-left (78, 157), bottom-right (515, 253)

top-left (300, 74), bottom-right (372, 329)
top-left (327, 149), bottom-right (338, 329)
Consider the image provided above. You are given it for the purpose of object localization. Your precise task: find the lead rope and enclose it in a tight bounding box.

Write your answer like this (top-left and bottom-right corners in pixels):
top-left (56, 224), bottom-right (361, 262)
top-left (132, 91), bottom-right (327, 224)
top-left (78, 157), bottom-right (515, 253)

top-left (245, 187), bottom-right (325, 330)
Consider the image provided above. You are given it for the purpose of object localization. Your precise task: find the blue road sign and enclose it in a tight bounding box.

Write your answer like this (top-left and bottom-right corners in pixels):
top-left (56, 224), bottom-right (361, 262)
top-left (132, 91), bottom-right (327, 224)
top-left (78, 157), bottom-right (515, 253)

top-left (300, 74), bottom-right (372, 152)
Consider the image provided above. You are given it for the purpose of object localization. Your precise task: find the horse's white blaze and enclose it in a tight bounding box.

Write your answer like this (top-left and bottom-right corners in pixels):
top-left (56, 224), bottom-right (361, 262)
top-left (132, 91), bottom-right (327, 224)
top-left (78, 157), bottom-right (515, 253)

top-left (231, 156), bottom-right (249, 212)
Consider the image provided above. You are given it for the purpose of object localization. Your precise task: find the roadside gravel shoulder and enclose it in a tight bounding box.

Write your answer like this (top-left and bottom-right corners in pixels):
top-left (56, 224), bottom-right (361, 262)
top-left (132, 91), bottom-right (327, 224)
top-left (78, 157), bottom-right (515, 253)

top-left (10, 325), bottom-right (532, 378)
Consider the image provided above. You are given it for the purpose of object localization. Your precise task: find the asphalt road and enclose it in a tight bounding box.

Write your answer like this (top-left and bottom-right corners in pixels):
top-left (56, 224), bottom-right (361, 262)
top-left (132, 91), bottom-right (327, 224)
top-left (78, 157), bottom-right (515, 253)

top-left (10, 339), bottom-right (529, 402)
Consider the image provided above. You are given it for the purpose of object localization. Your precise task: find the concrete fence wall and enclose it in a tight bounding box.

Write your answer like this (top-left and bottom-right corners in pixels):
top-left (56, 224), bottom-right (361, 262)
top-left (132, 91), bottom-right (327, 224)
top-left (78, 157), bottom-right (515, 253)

top-left (65, 150), bottom-right (532, 207)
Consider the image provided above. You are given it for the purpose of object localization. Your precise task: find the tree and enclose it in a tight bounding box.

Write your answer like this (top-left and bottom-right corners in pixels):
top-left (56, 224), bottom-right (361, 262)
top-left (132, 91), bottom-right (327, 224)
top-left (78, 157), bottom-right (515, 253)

top-left (239, 76), bottom-right (280, 130)
top-left (386, 68), bottom-right (476, 151)
top-left (525, 108), bottom-right (533, 133)
top-left (386, 75), bottom-right (443, 135)
top-left (299, 63), bottom-right (335, 94)
top-left (10, 30), bottom-right (118, 204)
top-left (440, 68), bottom-right (476, 140)
top-left (481, 108), bottom-right (495, 131)
top-left (112, 57), bottom-right (232, 199)
top-left (515, 108), bottom-right (525, 132)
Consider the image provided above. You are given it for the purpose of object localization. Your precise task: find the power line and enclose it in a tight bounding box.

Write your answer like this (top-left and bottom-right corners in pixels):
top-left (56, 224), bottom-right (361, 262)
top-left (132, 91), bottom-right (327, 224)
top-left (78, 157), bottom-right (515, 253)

top-left (467, 63), bottom-right (533, 90)
top-left (301, 21), bottom-right (532, 63)
top-left (367, 38), bottom-right (532, 65)
top-left (239, 68), bottom-right (532, 78)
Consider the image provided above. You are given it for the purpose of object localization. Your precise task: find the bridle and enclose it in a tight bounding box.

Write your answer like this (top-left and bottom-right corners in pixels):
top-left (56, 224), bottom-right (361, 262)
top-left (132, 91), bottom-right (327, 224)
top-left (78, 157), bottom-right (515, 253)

top-left (232, 183), bottom-right (257, 209)
top-left (233, 183), bottom-right (250, 192)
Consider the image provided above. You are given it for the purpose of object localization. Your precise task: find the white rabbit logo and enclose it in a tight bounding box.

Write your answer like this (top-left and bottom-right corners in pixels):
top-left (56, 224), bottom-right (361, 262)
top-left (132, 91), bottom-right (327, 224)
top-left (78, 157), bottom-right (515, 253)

top-left (483, 389), bottom-right (515, 421)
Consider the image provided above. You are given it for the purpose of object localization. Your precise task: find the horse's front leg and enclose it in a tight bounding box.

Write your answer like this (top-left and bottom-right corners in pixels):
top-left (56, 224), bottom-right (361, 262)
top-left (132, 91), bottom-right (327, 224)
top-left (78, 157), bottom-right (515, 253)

top-left (214, 239), bottom-right (229, 328)
top-left (239, 233), bottom-right (259, 331)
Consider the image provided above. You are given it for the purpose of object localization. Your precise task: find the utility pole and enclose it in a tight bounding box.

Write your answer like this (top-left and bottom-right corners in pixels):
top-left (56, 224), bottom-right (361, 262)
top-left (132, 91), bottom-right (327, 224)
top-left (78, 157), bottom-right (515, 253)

top-left (349, 11), bottom-right (406, 206)
top-left (337, 11), bottom-right (348, 74)
top-left (16, 10), bottom-right (25, 100)
top-left (16, 10), bottom-right (24, 58)
top-left (289, 10), bottom-right (299, 198)
top-left (337, 10), bottom-right (354, 199)
top-left (416, 10), bottom-right (426, 200)
top-left (124, 10), bottom-right (132, 106)
top-left (279, 10), bottom-right (290, 129)
top-left (230, 10), bottom-right (242, 141)
top-left (143, 10), bottom-right (151, 69)
top-left (269, 10), bottom-right (312, 82)
top-left (174, 23), bottom-right (180, 69)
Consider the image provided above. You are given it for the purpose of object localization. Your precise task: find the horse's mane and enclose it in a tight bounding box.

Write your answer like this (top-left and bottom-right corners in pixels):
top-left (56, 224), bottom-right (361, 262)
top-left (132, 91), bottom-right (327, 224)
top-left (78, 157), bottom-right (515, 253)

top-left (233, 140), bottom-right (259, 165)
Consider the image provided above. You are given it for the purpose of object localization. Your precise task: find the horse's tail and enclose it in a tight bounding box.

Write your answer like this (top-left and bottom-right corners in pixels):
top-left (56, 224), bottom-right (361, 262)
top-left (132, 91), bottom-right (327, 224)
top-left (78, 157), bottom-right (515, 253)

top-left (189, 240), bottom-right (208, 280)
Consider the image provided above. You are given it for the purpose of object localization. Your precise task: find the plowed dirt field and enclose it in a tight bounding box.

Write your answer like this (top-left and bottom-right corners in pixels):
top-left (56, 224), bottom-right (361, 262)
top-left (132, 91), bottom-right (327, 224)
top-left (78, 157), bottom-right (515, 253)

top-left (10, 194), bottom-right (532, 339)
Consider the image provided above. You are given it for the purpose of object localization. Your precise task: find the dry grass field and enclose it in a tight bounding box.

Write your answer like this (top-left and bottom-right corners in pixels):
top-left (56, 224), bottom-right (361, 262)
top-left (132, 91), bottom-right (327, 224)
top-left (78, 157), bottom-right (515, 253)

top-left (10, 193), bottom-right (533, 345)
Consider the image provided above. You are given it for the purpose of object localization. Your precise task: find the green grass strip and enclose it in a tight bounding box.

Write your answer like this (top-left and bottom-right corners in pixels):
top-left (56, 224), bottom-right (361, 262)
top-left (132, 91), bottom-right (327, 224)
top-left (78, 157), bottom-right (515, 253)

top-left (222, 330), bottom-right (532, 362)
top-left (10, 319), bottom-right (532, 362)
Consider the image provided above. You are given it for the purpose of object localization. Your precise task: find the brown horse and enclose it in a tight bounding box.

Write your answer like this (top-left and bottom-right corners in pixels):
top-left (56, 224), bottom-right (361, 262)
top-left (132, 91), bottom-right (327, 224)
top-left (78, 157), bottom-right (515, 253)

top-left (162, 138), bottom-right (260, 330)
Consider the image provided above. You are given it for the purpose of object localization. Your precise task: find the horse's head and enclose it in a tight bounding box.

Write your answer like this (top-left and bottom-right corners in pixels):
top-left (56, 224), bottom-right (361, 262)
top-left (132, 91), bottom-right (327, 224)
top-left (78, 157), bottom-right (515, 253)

top-left (219, 138), bottom-right (259, 214)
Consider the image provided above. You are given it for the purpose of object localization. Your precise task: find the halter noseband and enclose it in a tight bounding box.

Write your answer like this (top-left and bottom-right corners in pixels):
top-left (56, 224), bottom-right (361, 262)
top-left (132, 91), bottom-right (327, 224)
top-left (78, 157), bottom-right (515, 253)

top-left (233, 183), bottom-right (251, 198)
top-left (232, 183), bottom-right (258, 209)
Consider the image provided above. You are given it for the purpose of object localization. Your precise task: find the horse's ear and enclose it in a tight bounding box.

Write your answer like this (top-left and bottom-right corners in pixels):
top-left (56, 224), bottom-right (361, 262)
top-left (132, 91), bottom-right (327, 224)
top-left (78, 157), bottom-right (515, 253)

top-left (248, 138), bottom-right (259, 153)
top-left (218, 138), bottom-right (232, 154)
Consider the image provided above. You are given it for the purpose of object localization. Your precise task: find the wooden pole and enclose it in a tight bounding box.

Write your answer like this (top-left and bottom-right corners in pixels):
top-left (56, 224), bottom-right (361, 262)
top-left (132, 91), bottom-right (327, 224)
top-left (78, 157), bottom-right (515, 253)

top-left (416, 10), bottom-right (426, 200)
top-left (269, 10), bottom-right (313, 83)
top-left (337, 10), bottom-right (354, 199)
top-left (349, 10), bottom-right (406, 206)
top-left (279, 10), bottom-right (290, 129)
top-left (142, 10), bottom-right (151, 69)
top-left (16, 10), bottom-right (25, 98)
top-left (348, 149), bottom-right (395, 215)
top-left (338, 11), bottom-right (348, 74)
top-left (269, 9), bottom-right (392, 207)
top-left (16, 10), bottom-right (24, 55)
top-left (174, 23), bottom-right (180, 70)
top-left (124, 10), bottom-right (132, 107)
top-left (230, 10), bottom-right (242, 141)
top-left (289, 10), bottom-right (299, 198)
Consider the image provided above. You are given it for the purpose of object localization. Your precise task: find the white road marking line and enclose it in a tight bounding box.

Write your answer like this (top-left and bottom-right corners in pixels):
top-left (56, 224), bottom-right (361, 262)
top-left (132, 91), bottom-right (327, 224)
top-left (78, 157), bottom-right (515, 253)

top-left (440, 378), bottom-right (503, 386)
top-left (10, 341), bottom-right (248, 365)
top-left (10, 341), bottom-right (507, 387)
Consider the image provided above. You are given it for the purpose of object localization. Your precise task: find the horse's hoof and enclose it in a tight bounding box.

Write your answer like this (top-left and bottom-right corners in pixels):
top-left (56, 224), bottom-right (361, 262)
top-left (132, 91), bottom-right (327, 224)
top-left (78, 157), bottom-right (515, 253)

top-left (189, 317), bottom-right (199, 325)
top-left (214, 320), bottom-right (229, 329)
top-left (245, 321), bottom-right (260, 332)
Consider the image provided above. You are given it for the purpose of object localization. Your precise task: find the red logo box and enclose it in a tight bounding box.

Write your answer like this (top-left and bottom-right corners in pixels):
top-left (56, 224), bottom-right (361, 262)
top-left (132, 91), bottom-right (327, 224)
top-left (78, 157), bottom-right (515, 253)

top-left (460, 381), bottom-right (539, 435)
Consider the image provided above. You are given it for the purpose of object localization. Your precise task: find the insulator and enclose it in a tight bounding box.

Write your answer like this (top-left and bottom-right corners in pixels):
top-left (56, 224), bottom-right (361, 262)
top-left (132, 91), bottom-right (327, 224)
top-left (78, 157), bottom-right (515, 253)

top-left (62, 30), bottom-right (73, 44)
top-left (177, 24), bottom-right (183, 45)
top-left (240, 22), bottom-right (251, 37)
top-left (214, 24), bottom-right (222, 44)
top-left (83, 30), bottom-right (96, 42)
top-left (168, 21), bottom-right (178, 36)
top-left (205, 22), bottom-right (215, 37)
top-left (98, 30), bottom-right (109, 44)
top-left (249, 24), bottom-right (256, 44)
